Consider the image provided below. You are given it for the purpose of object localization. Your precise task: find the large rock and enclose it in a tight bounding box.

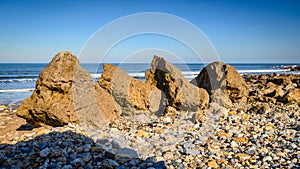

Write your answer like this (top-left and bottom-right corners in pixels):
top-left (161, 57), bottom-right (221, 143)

top-left (191, 61), bottom-right (249, 106)
top-left (17, 52), bottom-right (121, 127)
top-left (145, 56), bottom-right (209, 112)
top-left (98, 63), bottom-right (165, 116)
top-left (282, 65), bottom-right (300, 71)
top-left (263, 82), bottom-right (285, 98)
top-left (280, 88), bottom-right (300, 104)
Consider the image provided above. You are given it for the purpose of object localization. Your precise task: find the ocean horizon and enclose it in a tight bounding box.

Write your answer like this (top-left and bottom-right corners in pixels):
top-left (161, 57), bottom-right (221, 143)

top-left (1, 62), bottom-right (299, 106)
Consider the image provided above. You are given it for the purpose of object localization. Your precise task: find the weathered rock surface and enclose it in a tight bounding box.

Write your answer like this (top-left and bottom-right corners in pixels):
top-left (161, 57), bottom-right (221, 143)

top-left (282, 65), bottom-right (300, 71)
top-left (280, 88), bottom-right (300, 104)
top-left (191, 61), bottom-right (249, 106)
top-left (2, 72), bottom-right (300, 169)
top-left (262, 82), bottom-right (285, 98)
top-left (249, 103), bottom-right (271, 114)
top-left (17, 52), bottom-right (121, 127)
top-left (245, 74), bottom-right (300, 104)
top-left (98, 63), bottom-right (165, 116)
top-left (145, 56), bottom-right (209, 112)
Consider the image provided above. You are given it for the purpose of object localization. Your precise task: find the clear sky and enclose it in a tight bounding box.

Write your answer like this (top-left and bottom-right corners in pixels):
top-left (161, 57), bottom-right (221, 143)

top-left (0, 0), bottom-right (299, 63)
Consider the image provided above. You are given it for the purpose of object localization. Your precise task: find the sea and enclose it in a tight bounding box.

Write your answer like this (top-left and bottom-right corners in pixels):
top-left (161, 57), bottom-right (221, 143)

top-left (0, 63), bottom-right (299, 106)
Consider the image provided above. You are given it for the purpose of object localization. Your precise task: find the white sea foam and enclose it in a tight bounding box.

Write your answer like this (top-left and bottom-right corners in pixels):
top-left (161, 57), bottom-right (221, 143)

top-left (128, 73), bottom-right (145, 78)
top-left (238, 69), bottom-right (289, 73)
top-left (182, 71), bottom-right (200, 75)
top-left (91, 73), bottom-right (102, 78)
top-left (91, 73), bottom-right (146, 79)
top-left (0, 78), bottom-right (37, 83)
top-left (184, 75), bottom-right (197, 80)
top-left (0, 88), bottom-right (34, 93)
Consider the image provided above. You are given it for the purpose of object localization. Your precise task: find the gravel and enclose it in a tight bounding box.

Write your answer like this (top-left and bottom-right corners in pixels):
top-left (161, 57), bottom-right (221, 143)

top-left (0, 74), bottom-right (300, 168)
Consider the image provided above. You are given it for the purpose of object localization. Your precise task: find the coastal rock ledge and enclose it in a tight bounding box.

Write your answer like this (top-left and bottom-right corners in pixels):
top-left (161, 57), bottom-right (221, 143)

top-left (17, 52), bottom-right (121, 127)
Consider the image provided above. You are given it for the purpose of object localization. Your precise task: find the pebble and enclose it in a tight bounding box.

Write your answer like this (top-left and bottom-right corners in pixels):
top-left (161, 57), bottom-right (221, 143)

top-left (208, 160), bottom-right (219, 168)
top-left (102, 159), bottom-right (119, 167)
top-left (1, 74), bottom-right (300, 169)
top-left (82, 153), bottom-right (92, 162)
top-left (263, 156), bottom-right (272, 162)
top-left (116, 148), bottom-right (139, 159)
top-left (104, 151), bottom-right (115, 159)
top-left (231, 141), bottom-right (239, 148)
top-left (154, 161), bottom-right (167, 169)
top-left (185, 148), bottom-right (200, 156)
top-left (39, 147), bottom-right (50, 158)
top-left (61, 165), bottom-right (72, 169)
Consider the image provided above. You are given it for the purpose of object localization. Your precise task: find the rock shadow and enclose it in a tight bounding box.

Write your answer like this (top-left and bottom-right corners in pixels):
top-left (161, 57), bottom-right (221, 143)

top-left (0, 131), bottom-right (166, 169)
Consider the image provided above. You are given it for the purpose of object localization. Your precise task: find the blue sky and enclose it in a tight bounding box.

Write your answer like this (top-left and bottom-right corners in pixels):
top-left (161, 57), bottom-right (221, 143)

top-left (0, 0), bottom-right (299, 63)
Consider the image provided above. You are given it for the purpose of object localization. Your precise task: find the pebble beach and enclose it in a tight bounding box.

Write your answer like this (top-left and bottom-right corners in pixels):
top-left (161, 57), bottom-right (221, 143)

top-left (2, 0), bottom-right (300, 168)
top-left (1, 73), bottom-right (299, 169)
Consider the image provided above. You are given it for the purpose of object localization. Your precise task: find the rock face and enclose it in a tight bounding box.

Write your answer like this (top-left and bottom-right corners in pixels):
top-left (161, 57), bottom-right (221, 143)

top-left (191, 61), bottom-right (249, 107)
top-left (98, 63), bottom-right (165, 116)
top-left (17, 52), bottom-right (121, 127)
top-left (263, 82), bottom-right (285, 98)
top-left (145, 56), bottom-right (209, 112)
top-left (280, 88), bottom-right (300, 104)
top-left (245, 74), bottom-right (300, 104)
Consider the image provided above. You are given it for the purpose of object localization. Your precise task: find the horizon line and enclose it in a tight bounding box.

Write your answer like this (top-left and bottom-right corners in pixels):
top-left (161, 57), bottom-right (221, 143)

top-left (0, 62), bottom-right (300, 64)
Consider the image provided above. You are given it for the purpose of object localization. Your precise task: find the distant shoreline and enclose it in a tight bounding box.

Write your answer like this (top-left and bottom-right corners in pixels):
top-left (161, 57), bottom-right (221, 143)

top-left (0, 63), bottom-right (299, 106)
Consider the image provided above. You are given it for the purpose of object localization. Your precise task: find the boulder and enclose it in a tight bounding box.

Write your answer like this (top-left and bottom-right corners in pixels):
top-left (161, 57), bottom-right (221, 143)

top-left (98, 63), bottom-right (165, 116)
top-left (249, 103), bottom-right (271, 114)
top-left (290, 66), bottom-right (300, 71)
top-left (17, 52), bottom-right (121, 127)
top-left (265, 74), bottom-right (297, 87)
top-left (191, 61), bottom-right (249, 106)
top-left (145, 56), bottom-right (209, 112)
top-left (282, 65), bottom-right (300, 71)
top-left (292, 78), bottom-right (300, 88)
top-left (280, 88), bottom-right (300, 104)
top-left (263, 82), bottom-right (285, 98)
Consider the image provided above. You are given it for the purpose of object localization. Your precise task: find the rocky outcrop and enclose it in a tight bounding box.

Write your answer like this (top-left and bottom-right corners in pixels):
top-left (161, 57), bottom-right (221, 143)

top-left (145, 56), bottom-right (209, 113)
top-left (263, 82), bottom-right (285, 98)
top-left (191, 61), bottom-right (249, 107)
top-left (249, 103), bottom-right (271, 114)
top-left (291, 66), bottom-right (300, 71)
top-left (98, 64), bottom-right (165, 116)
top-left (282, 65), bottom-right (300, 71)
top-left (245, 74), bottom-right (300, 104)
top-left (279, 88), bottom-right (300, 104)
top-left (17, 52), bottom-right (121, 127)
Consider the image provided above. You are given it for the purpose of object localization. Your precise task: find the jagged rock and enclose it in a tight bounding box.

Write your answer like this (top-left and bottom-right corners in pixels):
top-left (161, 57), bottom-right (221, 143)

top-left (249, 103), bottom-right (271, 114)
top-left (17, 52), bottom-right (121, 127)
top-left (263, 82), bottom-right (285, 98)
top-left (145, 56), bottom-right (209, 112)
top-left (265, 74), bottom-right (297, 87)
top-left (98, 63), bottom-right (165, 116)
top-left (245, 74), bottom-right (300, 104)
top-left (280, 88), bottom-right (300, 104)
top-left (292, 78), bottom-right (300, 88)
top-left (266, 77), bottom-right (285, 86)
top-left (282, 65), bottom-right (300, 71)
top-left (191, 61), bottom-right (249, 106)
top-left (164, 106), bottom-right (178, 121)
top-left (291, 66), bottom-right (300, 71)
